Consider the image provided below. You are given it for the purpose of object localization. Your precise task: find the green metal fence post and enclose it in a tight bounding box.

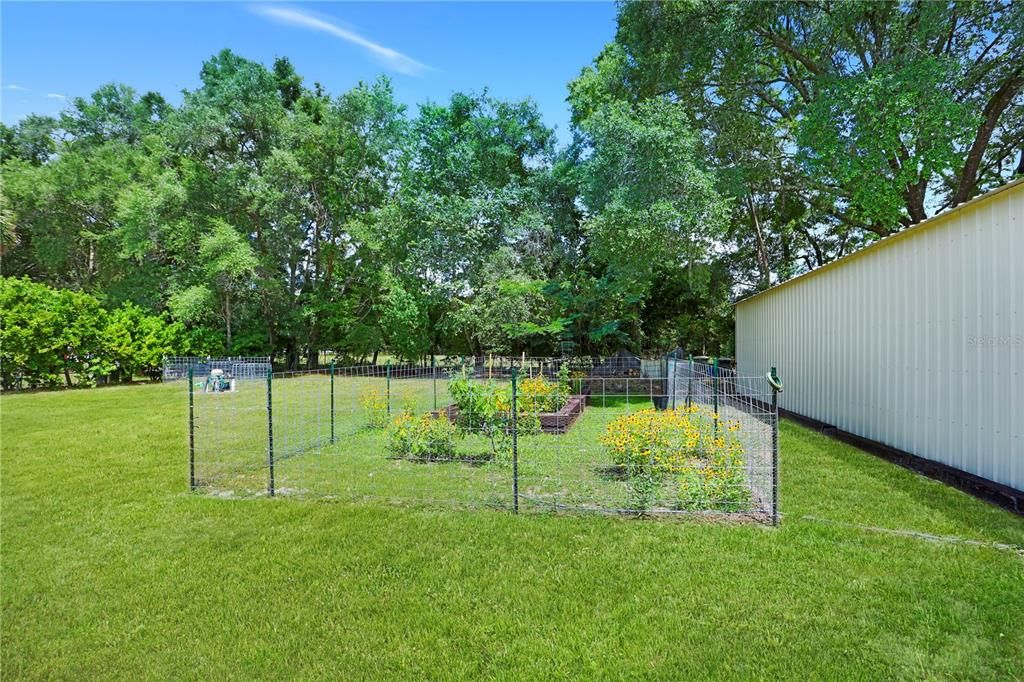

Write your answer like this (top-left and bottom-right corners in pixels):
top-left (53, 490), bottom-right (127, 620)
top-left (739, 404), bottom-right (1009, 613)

top-left (769, 366), bottom-right (782, 526)
top-left (511, 366), bottom-right (519, 514)
top-left (330, 362), bottom-right (336, 444)
top-left (432, 354), bottom-right (437, 411)
top-left (712, 357), bottom-right (719, 417)
top-left (686, 354), bottom-right (693, 409)
top-left (712, 357), bottom-right (719, 438)
top-left (188, 366), bottom-right (195, 490)
top-left (266, 368), bottom-right (275, 497)
top-left (664, 353), bottom-right (670, 411)
top-left (669, 352), bottom-right (676, 411)
top-left (386, 360), bottom-right (392, 414)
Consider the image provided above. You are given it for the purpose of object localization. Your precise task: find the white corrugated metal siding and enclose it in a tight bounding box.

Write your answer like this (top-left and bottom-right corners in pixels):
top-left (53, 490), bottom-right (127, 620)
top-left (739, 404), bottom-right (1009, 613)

top-left (736, 180), bottom-right (1023, 492)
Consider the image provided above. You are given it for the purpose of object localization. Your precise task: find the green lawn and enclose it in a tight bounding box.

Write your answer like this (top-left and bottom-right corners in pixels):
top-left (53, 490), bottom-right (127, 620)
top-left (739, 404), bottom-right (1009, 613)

top-left (2, 382), bottom-right (1022, 679)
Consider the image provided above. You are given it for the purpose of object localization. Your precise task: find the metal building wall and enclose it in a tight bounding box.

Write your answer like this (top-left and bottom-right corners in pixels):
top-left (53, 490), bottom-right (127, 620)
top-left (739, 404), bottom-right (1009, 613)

top-left (735, 180), bottom-right (1023, 492)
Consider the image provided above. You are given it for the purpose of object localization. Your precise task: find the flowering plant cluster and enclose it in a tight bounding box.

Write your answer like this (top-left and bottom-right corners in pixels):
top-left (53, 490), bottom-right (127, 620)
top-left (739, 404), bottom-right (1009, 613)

top-left (601, 406), bottom-right (750, 511)
top-left (386, 413), bottom-right (460, 461)
top-left (517, 372), bottom-right (571, 414)
top-left (360, 388), bottom-right (390, 429)
top-left (447, 370), bottom-right (564, 429)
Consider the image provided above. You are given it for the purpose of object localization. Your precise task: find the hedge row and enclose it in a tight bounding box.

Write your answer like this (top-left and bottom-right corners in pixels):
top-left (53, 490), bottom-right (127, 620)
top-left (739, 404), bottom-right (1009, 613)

top-left (0, 277), bottom-right (186, 389)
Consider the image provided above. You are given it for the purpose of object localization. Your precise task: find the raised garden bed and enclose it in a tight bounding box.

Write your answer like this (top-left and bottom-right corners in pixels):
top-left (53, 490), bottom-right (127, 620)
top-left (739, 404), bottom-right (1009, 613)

top-left (435, 394), bottom-right (587, 435)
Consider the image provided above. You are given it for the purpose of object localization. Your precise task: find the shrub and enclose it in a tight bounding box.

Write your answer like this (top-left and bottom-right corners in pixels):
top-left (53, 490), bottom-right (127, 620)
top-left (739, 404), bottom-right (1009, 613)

top-left (360, 388), bottom-right (389, 429)
top-left (447, 369), bottom-right (501, 429)
top-left (600, 406), bottom-right (749, 512)
top-left (386, 413), bottom-right (460, 461)
top-left (0, 276), bottom-right (185, 389)
top-left (448, 371), bottom-right (511, 459)
top-left (102, 303), bottom-right (187, 382)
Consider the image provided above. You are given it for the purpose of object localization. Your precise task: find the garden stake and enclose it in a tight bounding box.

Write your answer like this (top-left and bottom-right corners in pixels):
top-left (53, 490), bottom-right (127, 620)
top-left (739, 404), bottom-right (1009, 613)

top-left (511, 366), bottom-right (519, 514)
top-left (266, 367), bottom-right (275, 497)
top-left (386, 360), bottom-right (392, 414)
top-left (188, 366), bottom-right (195, 490)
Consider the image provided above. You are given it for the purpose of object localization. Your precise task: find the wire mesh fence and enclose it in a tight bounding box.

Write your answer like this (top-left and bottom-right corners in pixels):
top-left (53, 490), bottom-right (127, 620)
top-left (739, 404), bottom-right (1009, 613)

top-left (164, 356), bottom-right (271, 382)
top-left (668, 357), bottom-right (780, 522)
top-left (188, 355), bottom-right (781, 522)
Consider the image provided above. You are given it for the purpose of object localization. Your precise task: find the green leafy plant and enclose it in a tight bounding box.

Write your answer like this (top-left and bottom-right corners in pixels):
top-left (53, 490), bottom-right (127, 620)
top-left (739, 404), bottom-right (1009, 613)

top-left (359, 388), bottom-right (389, 429)
top-left (625, 465), bottom-right (660, 515)
top-left (386, 413), bottom-right (460, 462)
top-left (447, 368), bottom-right (548, 460)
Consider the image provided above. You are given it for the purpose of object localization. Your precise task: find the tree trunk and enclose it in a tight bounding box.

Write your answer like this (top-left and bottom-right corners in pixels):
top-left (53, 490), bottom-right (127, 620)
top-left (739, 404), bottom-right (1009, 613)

top-left (903, 178), bottom-right (928, 224)
top-left (746, 194), bottom-right (771, 289)
top-left (954, 73), bottom-right (1024, 206)
top-left (284, 341), bottom-right (298, 370)
top-left (224, 291), bottom-right (233, 353)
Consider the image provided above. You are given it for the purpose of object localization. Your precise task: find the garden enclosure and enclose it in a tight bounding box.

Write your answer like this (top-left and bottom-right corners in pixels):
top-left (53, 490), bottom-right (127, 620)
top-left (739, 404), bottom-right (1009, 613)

top-left (187, 356), bottom-right (781, 522)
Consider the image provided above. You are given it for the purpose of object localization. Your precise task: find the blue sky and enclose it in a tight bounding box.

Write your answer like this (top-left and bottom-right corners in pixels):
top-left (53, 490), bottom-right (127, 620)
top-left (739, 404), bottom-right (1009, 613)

top-left (1, 1), bottom-right (618, 145)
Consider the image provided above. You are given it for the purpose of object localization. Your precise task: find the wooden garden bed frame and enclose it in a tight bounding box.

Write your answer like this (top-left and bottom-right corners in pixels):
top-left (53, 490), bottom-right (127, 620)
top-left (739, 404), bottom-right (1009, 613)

top-left (437, 394), bottom-right (587, 434)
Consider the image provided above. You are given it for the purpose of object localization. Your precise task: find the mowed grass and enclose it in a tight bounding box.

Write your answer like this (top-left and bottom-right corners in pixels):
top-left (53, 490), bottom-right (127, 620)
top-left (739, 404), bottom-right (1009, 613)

top-left (2, 382), bottom-right (1023, 679)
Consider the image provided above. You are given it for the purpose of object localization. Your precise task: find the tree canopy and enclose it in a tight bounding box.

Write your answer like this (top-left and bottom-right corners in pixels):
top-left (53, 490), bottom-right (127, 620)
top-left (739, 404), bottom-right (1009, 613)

top-left (2, 3), bottom-right (1021, 372)
top-left (573, 0), bottom-right (1023, 287)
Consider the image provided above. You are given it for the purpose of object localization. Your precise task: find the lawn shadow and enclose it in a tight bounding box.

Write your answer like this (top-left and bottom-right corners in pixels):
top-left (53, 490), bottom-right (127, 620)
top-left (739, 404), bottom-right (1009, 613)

top-left (594, 464), bottom-right (628, 481)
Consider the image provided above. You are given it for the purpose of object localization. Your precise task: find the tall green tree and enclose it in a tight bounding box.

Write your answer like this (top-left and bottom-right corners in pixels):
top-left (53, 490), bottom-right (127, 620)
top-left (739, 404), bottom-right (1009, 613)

top-left (384, 92), bottom-right (558, 356)
top-left (578, 0), bottom-right (1024, 293)
top-left (568, 94), bottom-right (728, 350)
top-left (168, 220), bottom-right (257, 353)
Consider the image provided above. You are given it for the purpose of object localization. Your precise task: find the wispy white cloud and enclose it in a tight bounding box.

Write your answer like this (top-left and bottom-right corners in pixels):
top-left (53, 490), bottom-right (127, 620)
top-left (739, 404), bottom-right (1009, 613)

top-left (3, 85), bottom-right (65, 101)
top-left (251, 5), bottom-right (431, 76)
